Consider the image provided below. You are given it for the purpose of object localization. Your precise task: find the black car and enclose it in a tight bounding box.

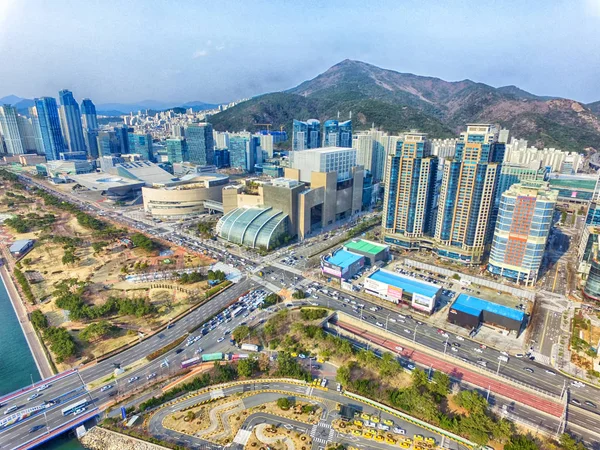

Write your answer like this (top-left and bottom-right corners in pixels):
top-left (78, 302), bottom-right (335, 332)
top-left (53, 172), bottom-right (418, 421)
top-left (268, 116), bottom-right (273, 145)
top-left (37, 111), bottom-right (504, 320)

top-left (585, 400), bottom-right (597, 408)
top-left (29, 424), bottom-right (45, 433)
top-left (175, 348), bottom-right (184, 354)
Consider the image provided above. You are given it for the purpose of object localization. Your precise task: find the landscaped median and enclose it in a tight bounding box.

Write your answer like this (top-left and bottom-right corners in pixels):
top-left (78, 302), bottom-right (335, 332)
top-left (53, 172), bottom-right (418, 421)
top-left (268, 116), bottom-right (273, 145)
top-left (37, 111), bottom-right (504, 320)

top-left (146, 335), bottom-right (188, 361)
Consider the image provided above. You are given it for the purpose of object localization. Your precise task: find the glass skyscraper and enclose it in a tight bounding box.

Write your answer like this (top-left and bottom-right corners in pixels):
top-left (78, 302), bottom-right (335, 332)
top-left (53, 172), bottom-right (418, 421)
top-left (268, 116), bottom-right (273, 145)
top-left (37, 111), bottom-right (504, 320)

top-left (58, 89), bottom-right (86, 153)
top-left (229, 136), bottom-right (248, 170)
top-left (434, 124), bottom-right (505, 264)
top-left (292, 119), bottom-right (320, 151)
top-left (488, 181), bottom-right (557, 285)
top-left (33, 97), bottom-right (66, 161)
top-left (185, 123), bottom-right (214, 166)
top-left (323, 120), bottom-right (352, 147)
top-left (0, 105), bottom-right (25, 155)
top-left (128, 133), bottom-right (153, 161)
top-left (81, 98), bottom-right (98, 159)
top-left (166, 137), bottom-right (188, 163)
top-left (382, 133), bottom-right (437, 249)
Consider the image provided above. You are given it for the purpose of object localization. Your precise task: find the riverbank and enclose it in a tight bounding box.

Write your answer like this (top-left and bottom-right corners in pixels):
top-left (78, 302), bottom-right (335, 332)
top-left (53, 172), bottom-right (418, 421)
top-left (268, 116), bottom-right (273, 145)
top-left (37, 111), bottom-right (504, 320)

top-left (80, 426), bottom-right (170, 450)
top-left (0, 263), bottom-right (54, 378)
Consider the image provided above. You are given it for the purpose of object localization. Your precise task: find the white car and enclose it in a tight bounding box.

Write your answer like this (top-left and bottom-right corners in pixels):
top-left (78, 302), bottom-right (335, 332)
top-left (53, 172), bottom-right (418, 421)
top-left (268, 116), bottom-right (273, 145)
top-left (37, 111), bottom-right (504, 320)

top-left (100, 385), bottom-right (112, 392)
top-left (365, 421), bottom-right (376, 428)
top-left (298, 354), bottom-right (306, 359)
top-left (336, 383), bottom-right (342, 392)
top-left (395, 346), bottom-right (403, 352)
top-left (404, 329), bottom-right (411, 334)
top-left (455, 336), bottom-right (464, 341)
top-left (571, 381), bottom-right (585, 388)
top-left (36, 384), bottom-right (50, 392)
top-left (377, 423), bottom-right (390, 431)
top-left (147, 373), bottom-right (157, 380)
top-left (376, 322), bottom-right (384, 327)
top-left (474, 348), bottom-right (483, 353)
top-left (451, 347), bottom-right (458, 353)
top-left (73, 407), bottom-right (86, 415)
top-left (128, 376), bottom-right (139, 383)
top-left (441, 333), bottom-right (449, 338)
top-left (393, 427), bottom-right (406, 435)
top-left (406, 364), bottom-right (415, 371)
top-left (27, 393), bottom-right (40, 401)
top-left (500, 351), bottom-right (509, 356)
top-left (217, 337), bottom-right (225, 343)
top-left (195, 347), bottom-right (204, 354)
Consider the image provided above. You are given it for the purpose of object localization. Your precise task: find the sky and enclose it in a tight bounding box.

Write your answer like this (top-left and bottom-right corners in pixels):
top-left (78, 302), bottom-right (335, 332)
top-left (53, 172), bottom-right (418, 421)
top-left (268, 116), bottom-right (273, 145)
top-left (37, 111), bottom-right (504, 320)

top-left (1, 0), bottom-right (600, 105)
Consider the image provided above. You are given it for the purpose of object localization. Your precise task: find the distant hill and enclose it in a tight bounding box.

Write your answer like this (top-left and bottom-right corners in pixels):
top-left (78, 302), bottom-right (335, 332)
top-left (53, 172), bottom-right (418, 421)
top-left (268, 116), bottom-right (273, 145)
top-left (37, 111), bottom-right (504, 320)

top-left (588, 100), bottom-right (600, 116)
top-left (209, 59), bottom-right (600, 152)
top-left (0, 95), bottom-right (218, 116)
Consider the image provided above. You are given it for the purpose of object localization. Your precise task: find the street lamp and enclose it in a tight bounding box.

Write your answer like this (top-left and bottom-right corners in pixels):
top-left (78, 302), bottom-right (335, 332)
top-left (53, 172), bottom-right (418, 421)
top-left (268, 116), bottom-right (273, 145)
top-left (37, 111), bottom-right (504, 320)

top-left (443, 337), bottom-right (449, 356)
top-left (385, 313), bottom-right (391, 331)
top-left (413, 324), bottom-right (419, 343)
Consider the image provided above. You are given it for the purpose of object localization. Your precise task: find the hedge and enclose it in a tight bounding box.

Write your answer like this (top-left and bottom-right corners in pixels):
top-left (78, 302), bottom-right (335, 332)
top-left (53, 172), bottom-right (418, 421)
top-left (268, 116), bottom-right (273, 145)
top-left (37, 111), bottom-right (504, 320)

top-left (146, 334), bottom-right (188, 361)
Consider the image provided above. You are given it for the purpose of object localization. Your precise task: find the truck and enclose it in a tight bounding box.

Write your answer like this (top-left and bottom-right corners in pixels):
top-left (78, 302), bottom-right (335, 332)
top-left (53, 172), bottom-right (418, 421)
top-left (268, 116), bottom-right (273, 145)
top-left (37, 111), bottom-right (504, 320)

top-left (241, 343), bottom-right (259, 352)
top-left (201, 352), bottom-right (224, 362)
top-left (181, 356), bottom-right (201, 369)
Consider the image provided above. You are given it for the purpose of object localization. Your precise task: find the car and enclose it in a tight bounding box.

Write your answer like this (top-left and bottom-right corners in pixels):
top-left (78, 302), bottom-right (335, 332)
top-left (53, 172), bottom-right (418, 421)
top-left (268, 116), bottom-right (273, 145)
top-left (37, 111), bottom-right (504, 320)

top-left (128, 376), bottom-right (139, 383)
top-left (545, 369), bottom-right (556, 375)
top-left (4, 405), bottom-right (19, 415)
top-left (441, 333), bottom-right (449, 338)
top-left (147, 373), bottom-right (157, 380)
top-left (451, 347), bottom-right (458, 352)
top-left (73, 407), bottom-right (86, 415)
top-left (571, 381), bottom-right (585, 388)
top-left (376, 322), bottom-right (384, 327)
top-left (404, 329), bottom-right (411, 334)
top-left (217, 337), bottom-right (225, 343)
top-left (377, 423), bottom-right (390, 431)
top-left (175, 348), bottom-right (184, 354)
top-left (29, 424), bottom-right (45, 433)
top-left (336, 383), bottom-right (341, 392)
top-left (479, 344), bottom-right (487, 349)
top-left (393, 427), bottom-right (406, 435)
top-left (515, 353), bottom-right (524, 358)
top-left (395, 346), bottom-right (403, 352)
top-left (389, 318), bottom-right (397, 323)
top-left (500, 351), bottom-right (509, 356)
top-left (452, 342), bottom-right (461, 347)
top-left (383, 418), bottom-right (394, 426)
top-left (298, 354), bottom-right (307, 359)
top-left (523, 368), bottom-right (534, 373)
top-left (474, 348), bottom-right (483, 353)
top-left (406, 364), bottom-right (415, 371)
top-left (27, 393), bottom-right (40, 401)
top-left (365, 421), bottom-right (376, 428)
top-left (584, 400), bottom-right (597, 408)
top-left (455, 335), bottom-right (464, 341)
top-left (100, 385), bottom-right (113, 392)
top-left (36, 384), bottom-right (50, 392)
top-left (571, 398), bottom-right (581, 406)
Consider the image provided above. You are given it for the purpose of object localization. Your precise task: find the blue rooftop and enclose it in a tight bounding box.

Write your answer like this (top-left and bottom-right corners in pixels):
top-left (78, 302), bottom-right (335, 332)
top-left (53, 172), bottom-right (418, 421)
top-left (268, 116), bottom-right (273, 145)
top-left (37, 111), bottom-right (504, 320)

top-left (451, 294), bottom-right (525, 322)
top-left (326, 249), bottom-right (364, 269)
top-left (368, 269), bottom-right (440, 298)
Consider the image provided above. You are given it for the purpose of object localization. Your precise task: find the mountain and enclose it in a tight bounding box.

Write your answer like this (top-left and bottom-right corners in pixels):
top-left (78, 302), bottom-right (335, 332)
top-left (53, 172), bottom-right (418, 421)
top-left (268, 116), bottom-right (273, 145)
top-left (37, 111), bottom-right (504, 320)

top-left (0, 95), bottom-right (25, 104)
top-left (96, 100), bottom-right (218, 115)
top-left (588, 100), bottom-right (600, 116)
top-left (209, 59), bottom-right (600, 152)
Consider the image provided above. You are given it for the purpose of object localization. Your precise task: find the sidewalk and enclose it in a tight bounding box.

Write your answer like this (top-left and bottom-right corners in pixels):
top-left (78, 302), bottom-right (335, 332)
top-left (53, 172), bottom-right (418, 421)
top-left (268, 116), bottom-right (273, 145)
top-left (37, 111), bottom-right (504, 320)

top-left (0, 264), bottom-right (54, 379)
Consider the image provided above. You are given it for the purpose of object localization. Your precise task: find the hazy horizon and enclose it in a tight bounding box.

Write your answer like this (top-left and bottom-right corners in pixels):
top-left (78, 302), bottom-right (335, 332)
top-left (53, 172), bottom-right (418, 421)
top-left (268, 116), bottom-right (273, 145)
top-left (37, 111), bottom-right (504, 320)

top-left (1, 0), bottom-right (600, 105)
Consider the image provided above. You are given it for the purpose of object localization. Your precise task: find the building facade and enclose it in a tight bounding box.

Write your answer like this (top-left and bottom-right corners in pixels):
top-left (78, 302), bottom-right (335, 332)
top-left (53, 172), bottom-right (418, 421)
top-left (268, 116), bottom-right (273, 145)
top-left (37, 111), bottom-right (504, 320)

top-left (434, 124), bottom-right (505, 264)
top-left (488, 181), bottom-right (557, 285)
top-left (0, 105), bottom-right (24, 155)
top-left (128, 133), bottom-right (153, 161)
top-left (166, 137), bottom-right (187, 163)
top-left (185, 123), bottom-right (214, 166)
top-left (58, 89), bottom-right (86, 153)
top-left (33, 97), bottom-right (66, 161)
top-left (382, 133), bottom-right (437, 249)
top-left (323, 120), bottom-right (352, 147)
top-left (292, 119), bottom-right (320, 151)
top-left (290, 146), bottom-right (357, 183)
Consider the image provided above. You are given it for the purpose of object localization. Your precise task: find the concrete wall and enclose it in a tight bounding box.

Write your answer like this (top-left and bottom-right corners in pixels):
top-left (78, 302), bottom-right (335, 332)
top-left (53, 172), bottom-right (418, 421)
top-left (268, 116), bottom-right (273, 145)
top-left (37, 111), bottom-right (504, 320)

top-left (222, 185), bottom-right (243, 214)
top-left (284, 167), bottom-right (300, 181)
top-left (311, 171), bottom-right (337, 227)
top-left (142, 184), bottom-right (223, 218)
top-left (298, 187), bottom-right (324, 240)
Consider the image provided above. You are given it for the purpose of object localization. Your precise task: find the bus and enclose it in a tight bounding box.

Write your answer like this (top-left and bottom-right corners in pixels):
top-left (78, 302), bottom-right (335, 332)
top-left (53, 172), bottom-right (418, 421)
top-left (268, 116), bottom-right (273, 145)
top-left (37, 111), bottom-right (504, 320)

top-left (230, 306), bottom-right (245, 318)
top-left (61, 398), bottom-right (89, 416)
top-left (181, 356), bottom-right (201, 369)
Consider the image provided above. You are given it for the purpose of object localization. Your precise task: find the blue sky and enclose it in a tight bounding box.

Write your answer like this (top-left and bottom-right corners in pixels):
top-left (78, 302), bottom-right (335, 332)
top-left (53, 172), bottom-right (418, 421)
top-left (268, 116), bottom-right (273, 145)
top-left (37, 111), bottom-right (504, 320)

top-left (1, 0), bottom-right (599, 104)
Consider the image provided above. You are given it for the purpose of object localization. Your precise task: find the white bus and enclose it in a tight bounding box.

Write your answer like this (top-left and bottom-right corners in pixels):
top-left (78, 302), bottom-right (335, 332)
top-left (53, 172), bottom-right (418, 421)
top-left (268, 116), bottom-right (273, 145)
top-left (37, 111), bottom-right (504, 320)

top-left (61, 398), bottom-right (89, 416)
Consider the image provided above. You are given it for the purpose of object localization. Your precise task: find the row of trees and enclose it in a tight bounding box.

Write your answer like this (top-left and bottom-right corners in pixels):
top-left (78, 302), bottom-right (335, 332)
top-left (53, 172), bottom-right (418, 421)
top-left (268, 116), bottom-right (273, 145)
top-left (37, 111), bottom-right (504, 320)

top-left (131, 233), bottom-right (158, 252)
top-left (14, 268), bottom-right (35, 303)
top-left (30, 310), bottom-right (76, 362)
top-left (4, 213), bottom-right (56, 233)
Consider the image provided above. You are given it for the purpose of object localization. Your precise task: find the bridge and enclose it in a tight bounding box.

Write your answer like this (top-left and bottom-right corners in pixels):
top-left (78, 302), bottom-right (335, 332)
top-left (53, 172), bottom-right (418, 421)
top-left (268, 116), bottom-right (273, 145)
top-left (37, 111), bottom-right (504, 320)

top-left (203, 199), bottom-right (224, 213)
top-left (0, 279), bottom-right (251, 449)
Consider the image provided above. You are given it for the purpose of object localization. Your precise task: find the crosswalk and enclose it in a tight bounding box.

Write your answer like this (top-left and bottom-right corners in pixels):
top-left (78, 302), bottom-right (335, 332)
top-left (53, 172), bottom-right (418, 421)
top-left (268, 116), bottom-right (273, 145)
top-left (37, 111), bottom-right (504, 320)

top-left (310, 421), bottom-right (335, 445)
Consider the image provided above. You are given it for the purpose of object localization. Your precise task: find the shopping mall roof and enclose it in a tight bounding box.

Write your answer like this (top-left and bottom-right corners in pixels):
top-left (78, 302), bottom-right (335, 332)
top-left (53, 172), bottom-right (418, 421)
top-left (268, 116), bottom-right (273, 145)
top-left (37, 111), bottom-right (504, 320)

top-left (325, 249), bottom-right (364, 269)
top-left (216, 206), bottom-right (288, 249)
top-left (344, 239), bottom-right (388, 256)
top-left (451, 294), bottom-right (525, 322)
top-left (368, 269), bottom-right (440, 298)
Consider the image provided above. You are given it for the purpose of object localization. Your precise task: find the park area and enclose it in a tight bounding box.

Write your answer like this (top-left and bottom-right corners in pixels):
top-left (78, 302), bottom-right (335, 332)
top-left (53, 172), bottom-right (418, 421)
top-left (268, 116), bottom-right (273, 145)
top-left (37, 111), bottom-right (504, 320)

top-left (0, 170), bottom-right (221, 370)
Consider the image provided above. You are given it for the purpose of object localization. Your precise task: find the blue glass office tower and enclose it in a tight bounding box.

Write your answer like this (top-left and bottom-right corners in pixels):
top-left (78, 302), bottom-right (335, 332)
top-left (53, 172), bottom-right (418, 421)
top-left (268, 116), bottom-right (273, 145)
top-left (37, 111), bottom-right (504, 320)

top-left (128, 133), bottom-right (153, 161)
top-left (58, 90), bottom-right (86, 153)
top-left (382, 133), bottom-right (437, 249)
top-left (96, 131), bottom-right (119, 157)
top-left (80, 98), bottom-right (98, 158)
top-left (323, 120), bottom-right (352, 147)
top-left (434, 124), bottom-right (505, 264)
top-left (166, 138), bottom-right (188, 163)
top-left (292, 119), bottom-right (320, 151)
top-left (214, 149), bottom-right (230, 168)
top-left (184, 123), bottom-right (214, 165)
top-left (229, 136), bottom-right (248, 170)
top-left (115, 126), bottom-right (132, 154)
top-left (33, 97), bottom-right (66, 161)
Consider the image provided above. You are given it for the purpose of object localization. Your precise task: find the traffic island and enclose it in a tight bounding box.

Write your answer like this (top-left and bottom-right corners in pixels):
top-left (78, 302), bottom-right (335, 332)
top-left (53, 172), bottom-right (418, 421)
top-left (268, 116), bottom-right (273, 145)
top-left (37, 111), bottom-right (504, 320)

top-left (247, 423), bottom-right (312, 450)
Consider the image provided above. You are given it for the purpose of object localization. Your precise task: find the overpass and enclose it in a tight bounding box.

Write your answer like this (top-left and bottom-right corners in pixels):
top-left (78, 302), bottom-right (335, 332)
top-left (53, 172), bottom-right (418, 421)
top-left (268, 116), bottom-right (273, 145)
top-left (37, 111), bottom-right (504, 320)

top-left (203, 199), bottom-right (223, 213)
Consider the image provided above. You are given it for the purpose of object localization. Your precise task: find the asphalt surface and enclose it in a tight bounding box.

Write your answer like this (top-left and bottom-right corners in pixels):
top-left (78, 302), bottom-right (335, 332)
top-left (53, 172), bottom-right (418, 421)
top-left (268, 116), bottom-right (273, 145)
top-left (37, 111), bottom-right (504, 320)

top-left (146, 380), bottom-right (469, 450)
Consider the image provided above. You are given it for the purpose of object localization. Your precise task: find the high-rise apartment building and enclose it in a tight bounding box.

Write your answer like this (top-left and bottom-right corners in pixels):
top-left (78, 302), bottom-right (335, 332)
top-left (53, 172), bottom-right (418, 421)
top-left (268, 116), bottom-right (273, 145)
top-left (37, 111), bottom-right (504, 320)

top-left (81, 99), bottom-right (98, 159)
top-left (488, 181), bottom-right (557, 285)
top-left (17, 115), bottom-right (37, 152)
top-left (33, 97), bottom-right (66, 161)
top-left (0, 105), bottom-right (25, 155)
top-left (434, 124), bottom-right (505, 264)
top-left (185, 123), bottom-right (214, 165)
top-left (58, 90), bottom-right (86, 153)
top-left (292, 119), bottom-right (321, 151)
top-left (28, 107), bottom-right (44, 154)
top-left (382, 133), bottom-right (437, 249)
top-left (352, 130), bottom-right (386, 183)
top-left (323, 120), bottom-right (352, 147)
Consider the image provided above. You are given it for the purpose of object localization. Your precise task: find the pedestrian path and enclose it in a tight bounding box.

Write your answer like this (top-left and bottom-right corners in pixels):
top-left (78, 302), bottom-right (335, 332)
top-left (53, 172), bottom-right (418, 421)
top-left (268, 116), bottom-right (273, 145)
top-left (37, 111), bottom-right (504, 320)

top-left (233, 429), bottom-right (251, 445)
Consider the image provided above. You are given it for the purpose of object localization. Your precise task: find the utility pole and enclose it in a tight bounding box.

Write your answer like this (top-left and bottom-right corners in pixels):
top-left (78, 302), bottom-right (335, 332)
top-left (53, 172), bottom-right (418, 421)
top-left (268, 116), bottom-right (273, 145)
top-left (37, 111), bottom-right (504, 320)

top-left (385, 313), bottom-right (390, 330)
top-left (496, 358), bottom-right (501, 376)
top-left (443, 337), bottom-right (448, 356)
top-left (413, 324), bottom-right (419, 343)
top-left (486, 385), bottom-right (491, 402)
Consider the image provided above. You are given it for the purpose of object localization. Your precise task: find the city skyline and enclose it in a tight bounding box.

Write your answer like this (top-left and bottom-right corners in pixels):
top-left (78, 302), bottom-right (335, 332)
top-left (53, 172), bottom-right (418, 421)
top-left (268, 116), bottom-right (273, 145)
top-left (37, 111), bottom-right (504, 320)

top-left (1, 0), bottom-right (600, 104)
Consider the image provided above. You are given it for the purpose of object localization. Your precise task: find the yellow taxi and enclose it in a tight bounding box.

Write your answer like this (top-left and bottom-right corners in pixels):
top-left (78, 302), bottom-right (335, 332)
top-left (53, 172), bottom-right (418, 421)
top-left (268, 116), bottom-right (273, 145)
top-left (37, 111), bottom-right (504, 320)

top-left (360, 413), bottom-right (370, 420)
top-left (414, 434), bottom-right (424, 442)
top-left (375, 435), bottom-right (385, 442)
top-left (352, 429), bottom-right (362, 436)
top-left (386, 437), bottom-right (396, 444)
top-left (370, 415), bottom-right (380, 423)
top-left (383, 418), bottom-right (394, 426)
top-left (353, 420), bottom-right (363, 428)
top-left (399, 442), bottom-right (411, 449)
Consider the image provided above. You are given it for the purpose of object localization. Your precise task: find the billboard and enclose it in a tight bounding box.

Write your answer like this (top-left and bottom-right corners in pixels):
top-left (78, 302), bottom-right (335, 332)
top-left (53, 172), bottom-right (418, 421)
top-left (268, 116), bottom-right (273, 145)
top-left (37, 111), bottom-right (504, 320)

top-left (364, 277), bottom-right (402, 304)
top-left (322, 265), bottom-right (342, 278)
top-left (387, 285), bottom-right (404, 301)
top-left (412, 292), bottom-right (435, 312)
top-left (341, 281), bottom-right (354, 291)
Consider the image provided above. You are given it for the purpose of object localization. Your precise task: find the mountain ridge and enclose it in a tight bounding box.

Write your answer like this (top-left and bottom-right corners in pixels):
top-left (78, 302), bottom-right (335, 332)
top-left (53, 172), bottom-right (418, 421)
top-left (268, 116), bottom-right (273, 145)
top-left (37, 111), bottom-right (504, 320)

top-left (209, 59), bottom-right (600, 152)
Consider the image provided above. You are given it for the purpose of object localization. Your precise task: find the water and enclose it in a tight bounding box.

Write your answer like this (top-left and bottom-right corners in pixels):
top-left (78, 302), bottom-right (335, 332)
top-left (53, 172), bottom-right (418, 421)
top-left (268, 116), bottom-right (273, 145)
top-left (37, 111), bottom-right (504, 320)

top-left (0, 277), bottom-right (84, 449)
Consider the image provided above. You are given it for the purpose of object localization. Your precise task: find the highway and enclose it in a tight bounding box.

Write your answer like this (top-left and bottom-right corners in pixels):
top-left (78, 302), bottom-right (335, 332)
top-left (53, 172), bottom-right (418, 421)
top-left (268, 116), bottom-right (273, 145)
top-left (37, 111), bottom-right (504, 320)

top-left (260, 264), bottom-right (600, 446)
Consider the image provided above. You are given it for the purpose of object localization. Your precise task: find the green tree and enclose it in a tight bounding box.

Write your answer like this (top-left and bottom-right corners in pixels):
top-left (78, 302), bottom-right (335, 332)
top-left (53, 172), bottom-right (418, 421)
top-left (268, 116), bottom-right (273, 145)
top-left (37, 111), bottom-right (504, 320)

top-left (237, 356), bottom-right (257, 378)
top-left (292, 289), bottom-right (306, 299)
top-left (504, 435), bottom-right (539, 450)
top-left (92, 241), bottom-right (108, 253)
top-left (336, 364), bottom-right (351, 386)
top-left (232, 325), bottom-right (251, 343)
top-left (79, 321), bottom-right (115, 342)
top-left (411, 368), bottom-right (429, 389)
top-left (30, 310), bottom-right (48, 330)
top-left (43, 327), bottom-right (76, 362)
top-left (455, 390), bottom-right (487, 415)
top-left (260, 293), bottom-right (281, 309)
top-left (559, 433), bottom-right (587, 450)
top-left (277, 397), bottom-right (292, 410)
top-left (131, 233), bottom-right (158, 252)
top-left (430, 371), bottom-right (451, 398)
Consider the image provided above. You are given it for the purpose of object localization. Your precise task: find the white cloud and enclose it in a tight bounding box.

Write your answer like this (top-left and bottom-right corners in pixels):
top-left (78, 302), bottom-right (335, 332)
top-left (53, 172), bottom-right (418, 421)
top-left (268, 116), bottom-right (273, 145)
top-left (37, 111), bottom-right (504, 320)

top-left (192, 49), bottom-right (209, 58)
top-left (215, 43), bottom-right (226, 51)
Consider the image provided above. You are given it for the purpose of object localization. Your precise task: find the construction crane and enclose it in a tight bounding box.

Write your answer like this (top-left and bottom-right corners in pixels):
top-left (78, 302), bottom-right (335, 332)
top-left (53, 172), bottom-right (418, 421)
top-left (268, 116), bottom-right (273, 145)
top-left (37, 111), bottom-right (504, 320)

top-left (255, 123), bottom-right (272, 132)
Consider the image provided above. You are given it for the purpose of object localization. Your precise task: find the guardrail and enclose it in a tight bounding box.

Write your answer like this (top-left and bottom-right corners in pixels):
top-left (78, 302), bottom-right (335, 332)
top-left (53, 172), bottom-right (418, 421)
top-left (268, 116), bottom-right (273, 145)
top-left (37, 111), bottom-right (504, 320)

top-left (0, 369), bottom-right (78, 405)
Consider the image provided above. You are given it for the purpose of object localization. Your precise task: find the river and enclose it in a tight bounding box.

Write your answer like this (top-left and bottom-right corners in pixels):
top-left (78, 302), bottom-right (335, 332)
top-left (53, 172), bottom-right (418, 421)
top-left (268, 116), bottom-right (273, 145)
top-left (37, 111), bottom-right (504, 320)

top-left (0, 277), bottom-right (84, 449)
